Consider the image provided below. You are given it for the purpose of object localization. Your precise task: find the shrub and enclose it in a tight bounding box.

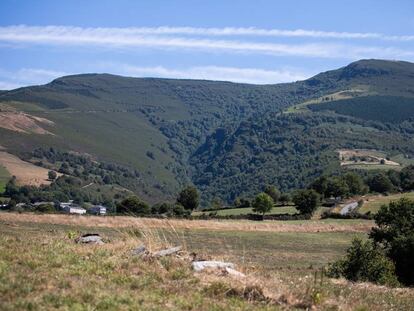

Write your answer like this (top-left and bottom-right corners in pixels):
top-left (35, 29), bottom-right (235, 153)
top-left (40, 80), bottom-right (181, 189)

top-left (327, 238), bottom-right (399, 286)
top-left (48, 170), bottom-right (57, 181)
top-left (34, 203), bottom-right (55, 213)
top-left (117, 196), bottom-right (151, 215)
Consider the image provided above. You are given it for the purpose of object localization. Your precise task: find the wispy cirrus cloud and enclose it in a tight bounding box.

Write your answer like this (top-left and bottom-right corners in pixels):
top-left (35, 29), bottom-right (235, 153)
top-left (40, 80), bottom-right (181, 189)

top-left (0, 25), bottom-right (413, 60)
top-left (1, 25), bottom-right (413, 41)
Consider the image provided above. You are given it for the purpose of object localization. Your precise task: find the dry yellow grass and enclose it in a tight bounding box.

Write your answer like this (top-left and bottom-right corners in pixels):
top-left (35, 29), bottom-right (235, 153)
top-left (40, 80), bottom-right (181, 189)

top-left (0, 111), bottom-right (54, 134)
top-left (1, 218), bottom-right (413, 310)
top-left (0, 151), bottom-right (55, 186)
top-left (0, 212), bottom-right (374, 233)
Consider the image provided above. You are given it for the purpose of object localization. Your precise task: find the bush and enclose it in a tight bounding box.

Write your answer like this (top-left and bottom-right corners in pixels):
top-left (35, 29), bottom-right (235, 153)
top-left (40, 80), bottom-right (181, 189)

top-left (48, 170), bottom-right (57, 180)
top-left (327, 238), bottom-right (399, 287)
top-left (34, 203), bottom-right (55, 213)
top-left (117, 196), bottom-right (151, 215)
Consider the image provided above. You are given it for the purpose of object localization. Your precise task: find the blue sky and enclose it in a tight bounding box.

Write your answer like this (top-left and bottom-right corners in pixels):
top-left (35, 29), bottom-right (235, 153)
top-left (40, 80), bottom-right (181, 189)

top-left (0, 0), bottom-right (414, 89)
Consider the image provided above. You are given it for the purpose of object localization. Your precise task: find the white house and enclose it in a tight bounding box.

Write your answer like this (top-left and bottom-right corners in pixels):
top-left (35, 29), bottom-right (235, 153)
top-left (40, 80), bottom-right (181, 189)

top-left (60, 201), bottom-right (86, 214)
top-left (64, 206), bottom-right (86, 215)
top-left (89, 205), bottom-right (107, 215)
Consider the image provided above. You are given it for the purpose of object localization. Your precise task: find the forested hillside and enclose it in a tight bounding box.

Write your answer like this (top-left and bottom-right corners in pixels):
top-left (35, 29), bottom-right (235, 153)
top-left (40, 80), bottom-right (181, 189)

top-left (1, 59), bottom-right (414, 205)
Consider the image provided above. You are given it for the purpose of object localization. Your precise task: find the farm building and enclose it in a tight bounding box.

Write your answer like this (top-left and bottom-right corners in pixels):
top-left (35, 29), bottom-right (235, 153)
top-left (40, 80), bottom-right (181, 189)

top-left (63, 206), bottom-right (86, 215)
top-left (60, 201), bottom-right (86, 214)
top-left (89, 205), bottom-right (107, 215)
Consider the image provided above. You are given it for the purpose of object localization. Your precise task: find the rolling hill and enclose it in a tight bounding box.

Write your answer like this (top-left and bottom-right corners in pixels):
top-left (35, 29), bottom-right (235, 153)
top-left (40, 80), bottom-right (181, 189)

top-left (1, 59), bottom-right (414, 205)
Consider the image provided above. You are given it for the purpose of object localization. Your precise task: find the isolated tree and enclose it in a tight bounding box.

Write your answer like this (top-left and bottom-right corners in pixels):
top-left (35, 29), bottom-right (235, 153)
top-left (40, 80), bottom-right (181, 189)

top-left (177, 186), bottom-right (199, 211)
top-left (48, 170), bottom-right (57, 181)
top-left (252, 192), bottom-right (274, 216)
top-left (370, 198), bottom-right (414, 285)
top-left (264, 185), bottom-right (280, 203)
top-left (117, 196), bottom-right (150, 215)
top-left (292, 189), bottom-right (319, 215)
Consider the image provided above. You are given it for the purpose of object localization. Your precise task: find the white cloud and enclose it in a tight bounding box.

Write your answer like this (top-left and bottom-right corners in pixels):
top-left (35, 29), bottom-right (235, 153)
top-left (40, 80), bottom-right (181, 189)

top-left (0, 68), bottom-right (69, 90)
top-left (0, 64), bottom-right (311, 90)
top-left (0, 81), bottom-right (23, 90)
top-left (2, 25), bottom-right (413, 41)
top-left (0, 25), bottom-right (413, 60)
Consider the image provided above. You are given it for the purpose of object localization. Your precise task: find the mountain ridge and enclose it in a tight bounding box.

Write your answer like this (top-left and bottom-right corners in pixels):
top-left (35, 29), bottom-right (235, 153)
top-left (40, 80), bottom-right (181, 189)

top-left (1, 59), bottom-right (414, 205)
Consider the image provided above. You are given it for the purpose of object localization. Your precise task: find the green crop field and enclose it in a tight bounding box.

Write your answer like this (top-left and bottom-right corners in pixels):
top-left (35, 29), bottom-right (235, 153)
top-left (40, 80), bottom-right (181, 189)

top-left (359, 192), bottom-right (414, 214)
top-left (0, 215), bottom-right (412, 310)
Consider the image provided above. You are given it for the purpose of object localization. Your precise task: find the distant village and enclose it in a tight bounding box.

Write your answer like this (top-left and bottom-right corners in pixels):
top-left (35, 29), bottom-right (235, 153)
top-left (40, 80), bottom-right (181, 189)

top-left (14, 201), bottom-right (107, 215)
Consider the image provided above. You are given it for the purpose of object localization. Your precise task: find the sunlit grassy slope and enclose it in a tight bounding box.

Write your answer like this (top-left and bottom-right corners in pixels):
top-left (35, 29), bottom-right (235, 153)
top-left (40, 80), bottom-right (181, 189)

top-left (1, 215), bottom-right (413, 310)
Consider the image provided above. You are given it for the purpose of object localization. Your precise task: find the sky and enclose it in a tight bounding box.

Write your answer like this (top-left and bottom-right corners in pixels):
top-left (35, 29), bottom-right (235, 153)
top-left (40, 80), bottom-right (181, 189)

top-left (0, 0), bottom-right (414, 89)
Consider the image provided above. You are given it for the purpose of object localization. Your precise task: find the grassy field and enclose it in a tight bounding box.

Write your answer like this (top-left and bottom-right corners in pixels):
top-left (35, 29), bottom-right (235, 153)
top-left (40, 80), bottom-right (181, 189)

top-left (359, 192), bottom-right (414, 214)
top-left (0, 213), bottom-right (413, 310)
top-left (194, 206), bottom-right (297, 216)
top-left (0, 164), bottom-right (10, 194)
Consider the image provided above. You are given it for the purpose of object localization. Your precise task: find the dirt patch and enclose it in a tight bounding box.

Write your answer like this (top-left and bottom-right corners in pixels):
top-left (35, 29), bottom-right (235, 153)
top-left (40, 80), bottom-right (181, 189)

top-left (0, 152), bottom-right (56, 186)
top-left (338, 149), bottom-right (400, 166)
top-left (0, 111), bottom-right (54, 135)
top-left (0, 213), bottom-right (374, 233)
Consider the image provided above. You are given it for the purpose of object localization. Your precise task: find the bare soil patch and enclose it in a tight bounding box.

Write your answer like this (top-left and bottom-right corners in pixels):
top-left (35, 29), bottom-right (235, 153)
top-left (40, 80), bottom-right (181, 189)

top-left (0, 212), bottom-right (374, 233)
top-left (0, 152), bottom-right (55, 186)
top-left (338, 149), bottom-right (400, 166)
top-left (0, 111), bottom-right (54, 134)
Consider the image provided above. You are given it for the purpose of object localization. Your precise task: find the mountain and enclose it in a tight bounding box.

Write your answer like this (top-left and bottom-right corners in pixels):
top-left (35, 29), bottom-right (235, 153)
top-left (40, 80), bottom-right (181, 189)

top-left (1, 59), bottom-right (414, 205)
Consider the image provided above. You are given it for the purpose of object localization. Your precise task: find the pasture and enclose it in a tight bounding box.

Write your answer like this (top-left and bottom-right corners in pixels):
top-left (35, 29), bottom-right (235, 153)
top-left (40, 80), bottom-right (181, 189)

top-left (359, 192), bottom-right (414, 214)
top-left (0, 212), bottom-right (413, 310)
top-left (193, 205), bottom-right (297, 216)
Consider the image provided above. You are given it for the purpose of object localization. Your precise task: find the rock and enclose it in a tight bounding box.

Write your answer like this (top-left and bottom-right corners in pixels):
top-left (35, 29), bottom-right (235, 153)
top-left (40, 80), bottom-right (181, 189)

top-left (132, 245), bottom-right (147, 256)
top-left (224, 267), bottom-right (246, 278)
top-left (153, 246), bottom-right (182, 257)
top-left (75, 233), bottom-right (104, 245)
top-left (192, 261), bottom-right (235, 272)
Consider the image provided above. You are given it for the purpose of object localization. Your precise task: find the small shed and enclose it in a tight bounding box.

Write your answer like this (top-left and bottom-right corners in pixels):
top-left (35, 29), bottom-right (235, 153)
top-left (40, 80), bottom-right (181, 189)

top-left (89, 205), bottom-right (107, 215)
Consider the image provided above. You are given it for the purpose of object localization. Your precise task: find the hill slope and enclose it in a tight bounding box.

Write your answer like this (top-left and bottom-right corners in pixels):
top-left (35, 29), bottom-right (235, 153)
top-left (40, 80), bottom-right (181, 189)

top-left (1, 59), bottom-right (414, 204)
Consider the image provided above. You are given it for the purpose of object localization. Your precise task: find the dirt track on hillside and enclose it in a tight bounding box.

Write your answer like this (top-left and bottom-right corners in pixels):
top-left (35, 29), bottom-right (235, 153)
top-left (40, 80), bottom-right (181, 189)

top-left (0, 212), bottom-right (374, 233)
